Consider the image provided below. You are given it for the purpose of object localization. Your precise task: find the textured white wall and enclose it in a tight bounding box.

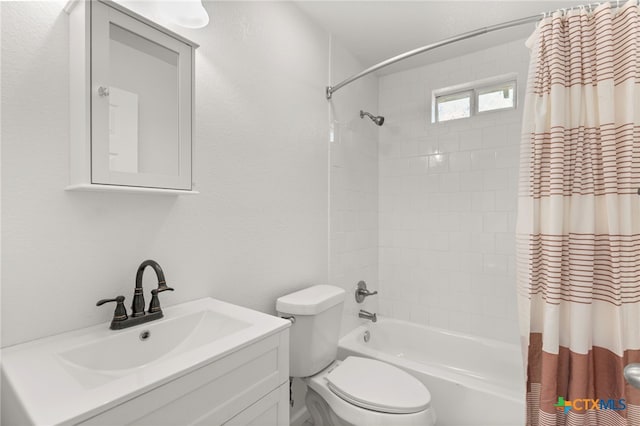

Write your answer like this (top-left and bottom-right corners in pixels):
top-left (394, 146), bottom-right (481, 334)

top-left (1, 1), bottom-right (332, 348)
top-left (378, 39), bottom-right (530, 344)
top-left (328, 40), bottom-right (379, 337)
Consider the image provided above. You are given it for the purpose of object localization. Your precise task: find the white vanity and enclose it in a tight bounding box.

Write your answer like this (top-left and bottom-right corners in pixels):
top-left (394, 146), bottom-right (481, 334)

top-left (1, 298), bottom-right (291, 425)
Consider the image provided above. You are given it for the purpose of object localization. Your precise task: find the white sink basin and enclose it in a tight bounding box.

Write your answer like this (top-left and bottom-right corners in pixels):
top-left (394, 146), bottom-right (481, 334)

top-left (60, 310), bottom-right (250, 373)
top-left (1, 298), bottom-right (289, 425)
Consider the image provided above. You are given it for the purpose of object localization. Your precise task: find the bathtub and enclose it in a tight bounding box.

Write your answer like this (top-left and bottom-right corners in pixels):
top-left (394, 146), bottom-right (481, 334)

top-left (337, 317), bottom-right (525, 426)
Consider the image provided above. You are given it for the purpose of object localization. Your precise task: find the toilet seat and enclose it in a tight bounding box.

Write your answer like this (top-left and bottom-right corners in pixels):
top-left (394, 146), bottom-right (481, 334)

top-left (325, 356), bottom-right (431, 414)
top-left (306, 358), bottom-right (436, 426)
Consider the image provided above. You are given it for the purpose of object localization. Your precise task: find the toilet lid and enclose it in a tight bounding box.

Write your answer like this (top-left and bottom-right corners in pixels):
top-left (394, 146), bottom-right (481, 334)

top-left (325, 356), bottom-right (431, 414)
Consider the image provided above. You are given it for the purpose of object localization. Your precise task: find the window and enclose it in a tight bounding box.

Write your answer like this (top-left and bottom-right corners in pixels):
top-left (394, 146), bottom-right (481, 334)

top-left (477, 83), bottom-right (515, 113)
top-left (432, 76), bottom-right (516, 123)
top-left (436, 91), bottom-right (472, 122)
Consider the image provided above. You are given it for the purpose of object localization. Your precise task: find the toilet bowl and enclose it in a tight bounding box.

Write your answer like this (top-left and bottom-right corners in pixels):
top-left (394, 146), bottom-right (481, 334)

top-left (305, 357), bottom-right (435, 426)
top-left (276, 285), bottom-right (436, 426)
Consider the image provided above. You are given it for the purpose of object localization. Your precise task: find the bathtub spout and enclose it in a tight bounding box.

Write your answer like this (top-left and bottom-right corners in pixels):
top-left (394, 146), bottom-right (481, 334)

top-left (358, 309), bottom-right (377, 322)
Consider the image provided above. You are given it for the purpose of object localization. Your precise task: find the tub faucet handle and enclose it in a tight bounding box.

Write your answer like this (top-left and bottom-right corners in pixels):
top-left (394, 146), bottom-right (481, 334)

top-left (355, 280), bottom-right (378, 303)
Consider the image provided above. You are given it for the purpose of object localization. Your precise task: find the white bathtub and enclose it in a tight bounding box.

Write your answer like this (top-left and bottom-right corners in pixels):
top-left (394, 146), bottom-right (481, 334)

top-left (337, 318), bottom-right (525, 426)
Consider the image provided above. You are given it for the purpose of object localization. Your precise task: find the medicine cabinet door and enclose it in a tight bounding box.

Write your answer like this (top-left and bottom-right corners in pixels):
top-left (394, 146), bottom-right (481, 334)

top-left (91, 1), bottom-right (193, 190)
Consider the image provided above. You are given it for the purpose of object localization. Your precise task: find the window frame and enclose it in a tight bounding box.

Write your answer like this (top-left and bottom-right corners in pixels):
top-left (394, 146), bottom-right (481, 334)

top-left (432, 75), bottom-right (517, 124)
top-left (433, 89), bottom-right (474, 123)
top-left (475, 80), bottom-right (517, 115)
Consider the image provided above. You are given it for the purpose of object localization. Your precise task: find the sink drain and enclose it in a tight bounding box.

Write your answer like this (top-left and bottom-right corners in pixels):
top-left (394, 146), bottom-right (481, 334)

top-left (139, 330), bottom-right (150, 341)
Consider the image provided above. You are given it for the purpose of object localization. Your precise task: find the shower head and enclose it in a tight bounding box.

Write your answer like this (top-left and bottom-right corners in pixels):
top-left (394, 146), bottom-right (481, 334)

top-left (360, 110), bottom-right (384, 126)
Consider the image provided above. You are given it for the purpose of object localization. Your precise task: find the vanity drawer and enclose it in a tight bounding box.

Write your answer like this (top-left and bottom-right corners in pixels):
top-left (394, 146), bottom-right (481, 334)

top-left (79, 330), bottom-right (289, 426)
top-left (221, 382), bottom-right (289, 426)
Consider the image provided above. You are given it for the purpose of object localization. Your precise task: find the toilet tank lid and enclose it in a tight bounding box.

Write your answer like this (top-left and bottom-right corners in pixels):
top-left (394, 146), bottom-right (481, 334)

top-left (276, 285), bottom-right (345, 315)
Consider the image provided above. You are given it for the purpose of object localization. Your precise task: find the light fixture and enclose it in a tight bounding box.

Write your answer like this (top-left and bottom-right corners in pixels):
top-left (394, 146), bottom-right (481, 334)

top-left (114, 0), bottom-right (210, 30)
top-left (159, 0), bottom-right (210, 29)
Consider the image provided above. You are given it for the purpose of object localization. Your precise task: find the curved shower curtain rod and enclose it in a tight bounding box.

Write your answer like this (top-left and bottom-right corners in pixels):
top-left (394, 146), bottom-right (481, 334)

top-left (325, 0), bottom-right (631, 100)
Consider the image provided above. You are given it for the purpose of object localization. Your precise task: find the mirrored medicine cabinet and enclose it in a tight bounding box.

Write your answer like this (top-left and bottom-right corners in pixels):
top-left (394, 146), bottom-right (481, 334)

top-left (65, 0), bottom-right (198, 194)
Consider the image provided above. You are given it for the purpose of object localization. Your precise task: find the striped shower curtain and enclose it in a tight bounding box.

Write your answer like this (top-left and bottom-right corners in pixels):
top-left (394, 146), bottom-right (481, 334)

top-left (517, 1), bottom-right (640, 425)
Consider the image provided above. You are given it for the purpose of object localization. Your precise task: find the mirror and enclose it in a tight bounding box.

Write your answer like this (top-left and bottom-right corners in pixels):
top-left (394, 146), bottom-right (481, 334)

top-left (108, 23), bottom-right (180, 176)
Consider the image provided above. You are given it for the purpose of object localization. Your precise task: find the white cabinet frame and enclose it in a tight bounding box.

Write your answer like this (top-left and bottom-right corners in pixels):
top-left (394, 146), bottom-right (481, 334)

top-left (66, 0), bottom-right (198, 194)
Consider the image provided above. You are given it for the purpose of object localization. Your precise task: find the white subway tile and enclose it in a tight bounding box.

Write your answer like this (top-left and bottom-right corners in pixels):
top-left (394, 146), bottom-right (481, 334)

top-left (449, 270), bottom-right (472, 292)
top-left (392, 300), bottom-right (412, 321)
top-left (471, 191), bottom-right (495, 211)
top-left (481, 294), bottom-right (508, 317)
top-left (428, 308), bottom-right (449, 329)
top-left (416, 138), bottom-right (440, 156)
top-left (495, 232), bottom-right (515, 255)
top-left (484, 166), bottom-right (508, 187)
top-left (410, 305), bottom-right (429, 325)
top-left (438, 212), bottom-right (460, 232)
top-left (483, 212), bottom-right (508, 233)
top-left (448, 310), bottom-right (472, 334)
top-left (438, 134), bottom-right (460, 153)
top-left (495, 145), bottom-right (520, 169)
top-left (440, 172), bottom-right (461, 193)
top-left (459, 171), bottom-right (485, 192)
top-left (494, 190), bottom-right (516, 211)
top-left (458, 129), bottom-right (483, 151)
top-left (449, 231), bottom-right (471, 251)
top-left (483, 253), bottom-right (508, 274)
top-left (481, 126), bottom-right (508, 148)
top-left (471, 232), bottom-right (495, 253)
top-left (428, 153), bottom-right (449, 173)
top-left (459, 213), bottom-right (483, 233)
top-left (425, 232), bottom-right (450, 251)
top-left (470, 150), bottom-right (496, 170)
top-left (449, 151), bottom-right (472, 172)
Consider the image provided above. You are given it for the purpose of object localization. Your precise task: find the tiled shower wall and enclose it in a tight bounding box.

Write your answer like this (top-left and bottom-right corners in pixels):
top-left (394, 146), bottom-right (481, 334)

top-left (378, 38), bottom-right (530, 344)
top-left (329, 39), bottom-right (379, 336)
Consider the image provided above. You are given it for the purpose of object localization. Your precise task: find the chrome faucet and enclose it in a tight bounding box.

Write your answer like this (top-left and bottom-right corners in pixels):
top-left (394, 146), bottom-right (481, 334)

top-left (97, 260), bottom-right (174, 330)
top-left (358, 309), bottom-right (377, 323)
top-left (355, 280), bottom-right (378, 303)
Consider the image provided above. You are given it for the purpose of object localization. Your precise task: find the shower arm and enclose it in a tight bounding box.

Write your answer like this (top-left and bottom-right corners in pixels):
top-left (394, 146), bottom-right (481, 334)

top-left (326, 1), bottom-right (621, 100)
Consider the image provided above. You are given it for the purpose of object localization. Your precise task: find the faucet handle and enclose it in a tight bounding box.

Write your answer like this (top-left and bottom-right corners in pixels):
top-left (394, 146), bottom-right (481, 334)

top-left (96, 295), bottom-right (128, 324)
top-left (355, 280), bottom-right (378, 303)
top-left (148, 287), bottom-right (174, 314)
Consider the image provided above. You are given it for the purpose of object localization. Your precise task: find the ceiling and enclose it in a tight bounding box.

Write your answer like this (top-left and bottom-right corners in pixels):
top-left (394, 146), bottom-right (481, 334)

top-left (295, 1), bottom-right (586, 75)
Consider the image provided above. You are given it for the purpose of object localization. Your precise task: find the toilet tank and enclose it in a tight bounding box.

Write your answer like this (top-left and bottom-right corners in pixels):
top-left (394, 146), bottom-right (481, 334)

top-left (276, 285), bottom-right (345, 378)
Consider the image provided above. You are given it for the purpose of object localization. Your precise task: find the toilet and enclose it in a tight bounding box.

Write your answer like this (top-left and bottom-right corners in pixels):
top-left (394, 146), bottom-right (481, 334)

top-left (276, 285), bottom-right (436, 426)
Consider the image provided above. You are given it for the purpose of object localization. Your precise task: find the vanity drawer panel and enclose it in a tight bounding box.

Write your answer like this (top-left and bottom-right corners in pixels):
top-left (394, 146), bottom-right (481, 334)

top-left (79, 331), bottom-right (289, 426)
top-left (220, 382), bottom-right (289, 426)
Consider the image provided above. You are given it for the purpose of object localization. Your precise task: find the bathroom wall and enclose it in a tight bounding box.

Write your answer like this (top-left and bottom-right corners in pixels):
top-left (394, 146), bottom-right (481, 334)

top-left (377, 38), bottom-right (530, 344)
top-left (1, 1), bottom-right (335, 348)
top-left (328, 39), bottom-right (379, 336)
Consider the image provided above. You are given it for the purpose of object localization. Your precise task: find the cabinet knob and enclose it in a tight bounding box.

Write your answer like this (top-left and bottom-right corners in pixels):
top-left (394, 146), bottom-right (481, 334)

top-left (97, 86), bottom-right (110, 97)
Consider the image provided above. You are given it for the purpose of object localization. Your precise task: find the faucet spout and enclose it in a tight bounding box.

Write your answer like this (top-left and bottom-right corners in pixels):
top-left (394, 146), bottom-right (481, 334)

top-left (358, 309), bottom-right (377, 323)
top-left (132, 260), bottom-right (167, 317)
